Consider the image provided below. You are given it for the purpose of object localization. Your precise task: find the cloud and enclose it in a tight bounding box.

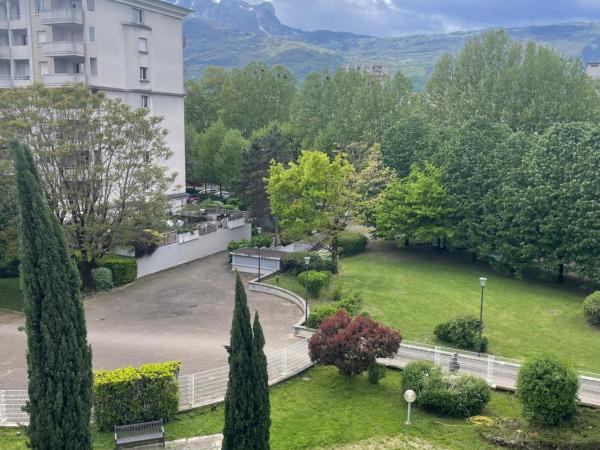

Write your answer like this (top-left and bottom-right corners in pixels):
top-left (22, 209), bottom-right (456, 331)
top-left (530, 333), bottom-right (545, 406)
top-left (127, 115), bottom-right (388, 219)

top-left (263, 0), bottom-right (600, 37)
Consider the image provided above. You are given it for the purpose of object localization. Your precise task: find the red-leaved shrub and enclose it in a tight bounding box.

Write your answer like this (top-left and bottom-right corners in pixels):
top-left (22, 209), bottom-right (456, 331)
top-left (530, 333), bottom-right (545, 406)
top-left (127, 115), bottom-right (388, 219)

top-left (308, 310), bottom-right (402, 376)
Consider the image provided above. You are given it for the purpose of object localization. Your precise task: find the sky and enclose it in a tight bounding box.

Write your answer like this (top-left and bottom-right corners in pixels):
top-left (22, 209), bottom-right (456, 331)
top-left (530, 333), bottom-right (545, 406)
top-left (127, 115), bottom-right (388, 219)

top-left (255, 0), bottom-right (600, 37)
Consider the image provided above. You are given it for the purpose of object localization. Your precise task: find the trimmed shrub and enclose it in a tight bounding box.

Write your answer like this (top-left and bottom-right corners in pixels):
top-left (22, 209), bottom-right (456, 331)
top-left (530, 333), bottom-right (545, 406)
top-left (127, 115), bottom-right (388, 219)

top-left (337, 231), bottom-right (368, 256)
top-left (132, 229), bottom-right (163, 258)
top-left (434, 315), bottom-right (488, 352)
top-left (98, 256), bottom-right (137, 286)
top-left (583, 291), bottom-right (600, 326)
top-left (419, 370), bottom-right (491, 418)
top-left (337, 294), bottom-right (362, 316)
top-left (298, 270), bottom-right (330, 298)
top-left (401, 361), bottom-right (436, 397)
top-left (401, 361), bottom-right (491, 418)
top-left (368, 363), bottom-right (387, 384)
top-left (280, 252), bottom-right (335, 275)
top-left (93, 361), bottom-right (181, 431)
top-left (91, 267), bottom-right (113, 292)
top-left (306, 304), bottom-right (339, 328)
top-left (309, 310), bottom-right (402, 376)
top-left (516, 355), bottom-right (579, 425)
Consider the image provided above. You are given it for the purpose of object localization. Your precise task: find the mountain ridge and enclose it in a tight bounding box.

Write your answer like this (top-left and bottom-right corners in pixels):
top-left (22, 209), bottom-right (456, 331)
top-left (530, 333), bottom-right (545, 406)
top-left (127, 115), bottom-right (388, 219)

top-left (176, 0), bottom-right (600, 88)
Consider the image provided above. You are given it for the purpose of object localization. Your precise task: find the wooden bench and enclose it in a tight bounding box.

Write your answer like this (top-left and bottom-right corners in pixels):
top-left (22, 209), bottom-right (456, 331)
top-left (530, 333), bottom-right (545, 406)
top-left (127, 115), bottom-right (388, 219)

top-left (114, 419), bottom-right (165, 449)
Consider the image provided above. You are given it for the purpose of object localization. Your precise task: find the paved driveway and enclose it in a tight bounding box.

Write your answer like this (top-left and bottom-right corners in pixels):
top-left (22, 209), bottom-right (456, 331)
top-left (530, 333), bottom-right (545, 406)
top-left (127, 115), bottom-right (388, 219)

top-left (0, 252), bottom-right (302, 389)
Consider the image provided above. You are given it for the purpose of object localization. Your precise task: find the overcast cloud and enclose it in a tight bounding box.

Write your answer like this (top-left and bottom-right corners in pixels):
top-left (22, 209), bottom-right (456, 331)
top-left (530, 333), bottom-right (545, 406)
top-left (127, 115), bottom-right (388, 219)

top-left (258, 0), bottom-right (600, 37)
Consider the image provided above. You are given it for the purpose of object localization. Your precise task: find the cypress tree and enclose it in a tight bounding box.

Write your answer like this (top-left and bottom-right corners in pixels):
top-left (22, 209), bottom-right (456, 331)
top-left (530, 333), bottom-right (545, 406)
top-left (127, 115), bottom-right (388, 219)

top-left (252, 312), bottom-right (271, 450)
top-left (222, 273), bottom-right (255, 449)
top-left (11, 140), bottom-right (93, 449)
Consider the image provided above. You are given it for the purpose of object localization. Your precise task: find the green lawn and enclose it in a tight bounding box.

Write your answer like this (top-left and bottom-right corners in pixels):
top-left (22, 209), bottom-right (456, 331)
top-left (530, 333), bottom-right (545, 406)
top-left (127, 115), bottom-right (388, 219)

top-left (268, 241), bottom-right (600, 373)
top-left (0, 277), bottom-right (23, 312)
top-left (3, 366), bottom-right (598, 449)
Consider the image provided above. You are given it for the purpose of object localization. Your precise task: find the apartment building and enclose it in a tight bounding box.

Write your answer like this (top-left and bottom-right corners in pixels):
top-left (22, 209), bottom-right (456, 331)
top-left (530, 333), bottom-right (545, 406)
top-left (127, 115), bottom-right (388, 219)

top-left (0, 0), bottom-right (190, 205)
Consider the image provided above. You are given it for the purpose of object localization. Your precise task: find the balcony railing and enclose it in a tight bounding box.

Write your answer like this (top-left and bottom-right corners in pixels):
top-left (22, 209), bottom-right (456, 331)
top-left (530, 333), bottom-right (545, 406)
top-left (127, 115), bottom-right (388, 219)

top-left (0, 77), bottom-right (12, 88)
top-left (41, 41), bottom-right (85, 57)
top-left (42, 73), bottom-right (86, 86)
top-left (40, 8), bottom-right (83, 24)
top-left (0, 46), bottom-right (9, 59)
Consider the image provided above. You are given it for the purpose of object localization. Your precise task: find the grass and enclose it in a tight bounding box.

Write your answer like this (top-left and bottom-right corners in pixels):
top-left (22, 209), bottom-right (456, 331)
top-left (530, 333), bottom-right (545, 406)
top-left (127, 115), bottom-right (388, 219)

top-left (3, 365), bottom-right (598, 449)
top-left (267, 241), bottom-right (600, 373)
top-left (0, 277), bottom-right (23, 312)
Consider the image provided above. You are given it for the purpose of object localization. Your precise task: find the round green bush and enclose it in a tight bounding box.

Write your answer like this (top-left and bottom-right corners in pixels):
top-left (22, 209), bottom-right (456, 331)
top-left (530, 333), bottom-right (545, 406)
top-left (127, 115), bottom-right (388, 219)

top-left (434, 315), bottom-right (488, 352)
top-left (99, 256), bottom-right (137, 286)
top-left (280, 252), bottom-right (334, 275)
top-left (337, 231), bottom-right (368, 256)
top-left (517, 355), bottom-right (579, 425)
top-left (368, 363), bottom-right (387, 384)
top-left (583, 291), bottom-right (600, 326)
top-left (92, 267), bottom-right (113, 292)
top-left (307, 304), bottom-right (339, 328)
top-left (298, 270), bottom-right (330, 298)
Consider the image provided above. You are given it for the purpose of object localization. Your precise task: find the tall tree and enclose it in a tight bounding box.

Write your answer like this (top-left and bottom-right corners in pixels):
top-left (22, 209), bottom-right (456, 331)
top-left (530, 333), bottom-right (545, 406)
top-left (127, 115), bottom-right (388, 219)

top-left (12, 140), bottom-right (93, 449)
top-left (222, 273), bottom-right (255, 450)
top-left (185, 66), bottom-right (228, 134)
top-left (0, 148), bottom-right (19, 276)
top-left (375, 162), bottom-right (451, 247)
top-left (252, 312), bottom-right (271, 450)
top-left (267, 150), bottom-right (355, 271)
top-left (425, 30), bottom-right (600, 132)
top-left (0, 84), bottom-right (174, 282)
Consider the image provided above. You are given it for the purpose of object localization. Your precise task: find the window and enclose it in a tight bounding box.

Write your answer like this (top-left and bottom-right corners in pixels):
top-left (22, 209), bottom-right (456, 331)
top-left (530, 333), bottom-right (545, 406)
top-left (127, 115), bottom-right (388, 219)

top-left (90, 58), bottom-right (97, 76)
top-left (132, 8), bottom-right (143, 24)
top-left (139, 66), bottom-right (148, 81)
top-left (140, 95), bottom-right (150, 108)
top-left (34, 0), bottom-right (43, 14)
top-left (87, 0), bottom-right (94, 11)
top-left (88, 26), bottom-right (95, 42)
top-left (74, 62), bottom-right (83, 74)
top-left (39, 61), bottom-right (48, 75)
top-left (138, 37), bottom-right (148, 53)
top-left (37, 30), bottom-right (47, 44)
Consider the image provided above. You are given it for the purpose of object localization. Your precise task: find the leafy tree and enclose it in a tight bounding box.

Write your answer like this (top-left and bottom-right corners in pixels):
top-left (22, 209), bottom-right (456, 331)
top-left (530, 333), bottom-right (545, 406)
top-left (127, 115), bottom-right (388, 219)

top-left (308, 310), bottom-right (401, 376)
top-left (185, 66), bottom-right (228, 134)
top-left (375, 162), bottom-right (451, 246)
top-left (240, 123), bottom-right (297, 230)
top-left (0, 150), bottom-right (19, 276)
top-left (222, 273), bottom-right (255, 449)
top-left (517, 355), bottom-right (579, 425)
top-left (425, 30), bottom-right (600, 132)
top-left (214, 129), bottom-right (248, 192)
top-left (251, 312), bottom-right (271, 450)
top-left (267, 150), bottom-right (355, 271)
top-left (0, 85), bottom-right (174, 283)
top-left (352, 144), bottom-right (396, 226)
top-left (12, 140), bottom-right (93, 449)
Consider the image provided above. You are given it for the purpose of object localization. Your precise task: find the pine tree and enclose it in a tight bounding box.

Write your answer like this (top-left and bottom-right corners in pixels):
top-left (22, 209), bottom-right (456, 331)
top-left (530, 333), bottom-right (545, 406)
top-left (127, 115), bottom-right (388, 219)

top-left (252, 312), bottom-right (271, 450)
top-left (222, 273), bottom-right (255, 449)
top-left (11, 140), bottom-right (93, 449)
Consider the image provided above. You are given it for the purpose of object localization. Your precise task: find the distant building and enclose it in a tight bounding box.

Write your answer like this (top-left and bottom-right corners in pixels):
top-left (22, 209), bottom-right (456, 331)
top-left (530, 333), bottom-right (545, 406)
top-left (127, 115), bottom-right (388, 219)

top-left (0, 0), bottom-right (190, 207)
top-left (586, 62), bottom-right (600, 79)
top-left (342, 63), bottom-right (389, 78)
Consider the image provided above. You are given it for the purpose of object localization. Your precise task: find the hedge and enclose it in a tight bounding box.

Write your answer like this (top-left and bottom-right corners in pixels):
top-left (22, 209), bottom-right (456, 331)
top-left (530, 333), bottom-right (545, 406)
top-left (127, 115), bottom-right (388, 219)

top-left (583, 291), bottom-right (600, 326)
top-left (280, 252), bottom-right (334, 275)
top-left (516, 355), bottom-right (579, 425)
top-left (98, 255), bottom-right (137, 286)
top-left (434, 315), bottom-right (488, 352)
top-left (337, 231), bottom-right (368, 256)
top-left (93, 361), bottom-right (181, 431)
top-left (401, 361), bottom-right (491, 418)
top-left (92, 267), bottom-right (113, 292)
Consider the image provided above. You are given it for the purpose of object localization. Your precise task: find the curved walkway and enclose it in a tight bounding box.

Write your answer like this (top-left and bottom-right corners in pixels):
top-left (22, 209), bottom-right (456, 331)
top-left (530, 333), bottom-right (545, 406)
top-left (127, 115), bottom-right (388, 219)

top-left (0, 252), bottom-right (302, 389)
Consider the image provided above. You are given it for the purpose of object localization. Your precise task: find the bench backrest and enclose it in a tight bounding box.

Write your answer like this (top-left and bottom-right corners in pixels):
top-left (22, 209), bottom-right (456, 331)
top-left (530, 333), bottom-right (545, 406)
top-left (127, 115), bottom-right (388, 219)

top-left (115, 419), bottom-right (163, 438)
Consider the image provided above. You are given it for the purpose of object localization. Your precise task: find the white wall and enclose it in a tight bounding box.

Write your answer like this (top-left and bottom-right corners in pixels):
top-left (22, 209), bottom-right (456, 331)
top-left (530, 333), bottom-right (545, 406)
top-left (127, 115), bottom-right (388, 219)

top-left (136, 223), bottom-right (251, 278)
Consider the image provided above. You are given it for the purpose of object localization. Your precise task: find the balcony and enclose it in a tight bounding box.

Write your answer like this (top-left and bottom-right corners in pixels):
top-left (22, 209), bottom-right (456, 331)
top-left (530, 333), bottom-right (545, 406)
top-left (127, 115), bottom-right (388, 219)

top-left (40, 8), bottom-right (83, 25)
top-left (42, 73), bottom-right (86, 86)
top-left (12, 75), bottom-right (31, 87)
top-left (42, 41), bottom-right (84, 57)
top-left (0, 77), bottom-right (12, 88)
top-left (0, 46), bottom-right (9, 59)
top-left (9, 45), bottom-right (28, 59)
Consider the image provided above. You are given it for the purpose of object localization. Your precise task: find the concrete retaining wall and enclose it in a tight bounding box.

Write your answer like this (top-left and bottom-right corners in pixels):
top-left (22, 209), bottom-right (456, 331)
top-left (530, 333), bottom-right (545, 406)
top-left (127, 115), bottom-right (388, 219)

top-left (137, 224), bottom-right (251, 278)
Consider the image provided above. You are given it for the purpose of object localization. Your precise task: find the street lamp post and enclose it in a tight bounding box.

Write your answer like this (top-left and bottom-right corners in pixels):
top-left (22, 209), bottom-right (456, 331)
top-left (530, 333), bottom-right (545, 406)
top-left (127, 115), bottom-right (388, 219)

top-left (256, 227), bottom-right (262, 282)
top-left (479, 277), bottom-right (487, 353)
top-left (304, 256), bottom-right (310, 326)
top-left (404, 389), bottom-right (416, 425)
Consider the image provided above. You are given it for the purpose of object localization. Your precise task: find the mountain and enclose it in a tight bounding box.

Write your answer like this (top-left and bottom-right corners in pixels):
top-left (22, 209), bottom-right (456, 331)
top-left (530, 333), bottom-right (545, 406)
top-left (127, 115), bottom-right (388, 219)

top-left (176, 0), bottom-right (600, 89)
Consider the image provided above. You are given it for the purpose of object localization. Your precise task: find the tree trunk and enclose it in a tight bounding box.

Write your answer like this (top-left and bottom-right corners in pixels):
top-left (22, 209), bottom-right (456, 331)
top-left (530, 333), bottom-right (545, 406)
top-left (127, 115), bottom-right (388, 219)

top-left (557, 263), bottom-right (564, 284)
top-left (471, 252), bottom-right (477, 262)
top-left (404, 237), bottom-right (409, 247)
top-left (436, 237), bottom-right (442, 253)
top-left (331, 234), bottom-right (339, 274)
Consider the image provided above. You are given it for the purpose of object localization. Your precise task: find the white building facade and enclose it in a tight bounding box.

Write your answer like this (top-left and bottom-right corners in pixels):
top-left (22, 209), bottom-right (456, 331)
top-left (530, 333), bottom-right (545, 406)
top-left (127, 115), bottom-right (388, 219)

top-left (0, 0), bottom-right (189, 204)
